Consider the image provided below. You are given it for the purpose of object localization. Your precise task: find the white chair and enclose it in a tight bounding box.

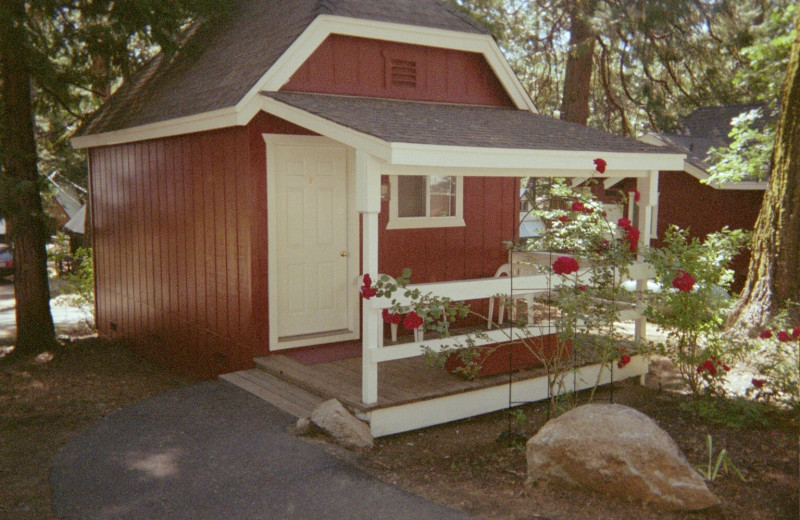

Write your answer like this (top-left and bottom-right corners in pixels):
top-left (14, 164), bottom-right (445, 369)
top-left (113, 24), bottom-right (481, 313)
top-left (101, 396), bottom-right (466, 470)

top-left (375, 274), bottom-right (424, 343)
top-left (487, 263), bottom-right (537, 328)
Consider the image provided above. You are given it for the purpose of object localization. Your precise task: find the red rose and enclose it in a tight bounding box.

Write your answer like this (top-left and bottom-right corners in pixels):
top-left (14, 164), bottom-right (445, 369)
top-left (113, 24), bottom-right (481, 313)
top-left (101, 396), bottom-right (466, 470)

top-left (625, 226), bottom-right (640, 253)
top-left (617, 217), bottom-right (632, 230)
top-left (759, 329), bottom-right (773, 339)
top-left (617, 354), bottom-right (631, 369)
top-left (633, 189), bottom-right (641, 202)
top-left (593, 158), bottom-right (607, 174)
top-left (382, 309), bottom-right (403, 324)
top-left (361, 285), bottom-right (377, 299)
top-left (362, 274), bottom-right (372, 287)
top-left (577, 285), bottom-right (587, 291)
top-left (751, 378), bottom-right (766, 389)
top-left (403, 311), bottom-right (423, 330)
top-left (777, 330), bottom-right (791, 342)
top-left (552, 256), bottom-right (580, 275)
top-left (793, 326), bottom-right (800, 339)
top-left (722, 364), bottom-right (730, 372)
top-left (571, 201), bottom-right (586, 213)
top-left (558, 215), bottom-right (570, 223)
top-left (697, 359), bottom-right (716, 375)
top-left (672, 270), bottom-right (695, 292)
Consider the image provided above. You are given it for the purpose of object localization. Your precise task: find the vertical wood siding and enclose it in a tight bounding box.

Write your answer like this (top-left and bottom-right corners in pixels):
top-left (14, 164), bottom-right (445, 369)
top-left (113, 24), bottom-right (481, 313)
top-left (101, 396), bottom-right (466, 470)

top-left (90, 33), bottom-right (522, 374)
top-left (90, 128), bottom-right (258, 378)
top-left (653, 171), bottom-right (763, 292)
top-left (283, 35), bottom-right (515, 107)
top-left (378, 176), bottom-right (520, 322)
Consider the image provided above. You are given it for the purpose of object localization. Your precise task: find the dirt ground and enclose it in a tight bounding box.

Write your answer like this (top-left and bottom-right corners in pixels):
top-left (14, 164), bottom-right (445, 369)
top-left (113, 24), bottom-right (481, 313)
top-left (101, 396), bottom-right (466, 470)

top-left (1, 336), bottom-right (798, 520)
top-left (352, 379), bottom-right (798, 520)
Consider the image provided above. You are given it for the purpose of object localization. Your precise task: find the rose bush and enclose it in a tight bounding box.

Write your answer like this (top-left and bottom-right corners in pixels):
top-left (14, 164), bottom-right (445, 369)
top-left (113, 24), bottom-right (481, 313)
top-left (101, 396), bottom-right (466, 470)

top-left (645, 226), bottom-right (750, 394)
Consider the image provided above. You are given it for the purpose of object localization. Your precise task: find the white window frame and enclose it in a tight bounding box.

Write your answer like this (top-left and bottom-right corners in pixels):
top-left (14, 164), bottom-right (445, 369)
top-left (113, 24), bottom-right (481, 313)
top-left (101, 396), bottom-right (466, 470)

top-left (387, 174), bottom-right (465, 230)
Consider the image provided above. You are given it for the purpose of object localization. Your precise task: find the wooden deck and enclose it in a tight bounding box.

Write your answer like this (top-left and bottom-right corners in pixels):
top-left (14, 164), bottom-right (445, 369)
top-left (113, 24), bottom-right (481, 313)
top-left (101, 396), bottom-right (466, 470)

top-left (222, 348), bottom-right (650, 437)
top-left (254, 353), bottom-right (558, 412)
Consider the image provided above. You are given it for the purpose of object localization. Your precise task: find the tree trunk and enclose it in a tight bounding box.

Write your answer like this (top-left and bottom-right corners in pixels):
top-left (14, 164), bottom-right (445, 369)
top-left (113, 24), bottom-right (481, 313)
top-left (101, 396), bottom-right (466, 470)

top-left (559, 0), bottom-right (597, 125)
top-left (727, 13), bottom-right (800, 333)
top-left (0, 0), bottom-right (57, 354)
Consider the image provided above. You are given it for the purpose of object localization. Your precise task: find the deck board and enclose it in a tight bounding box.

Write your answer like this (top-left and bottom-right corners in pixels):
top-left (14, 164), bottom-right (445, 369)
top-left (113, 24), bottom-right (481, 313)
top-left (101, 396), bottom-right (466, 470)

top-left (253, 353), bottom-right (555, 412)
top-left (220, 369), bottom-right (326, 418)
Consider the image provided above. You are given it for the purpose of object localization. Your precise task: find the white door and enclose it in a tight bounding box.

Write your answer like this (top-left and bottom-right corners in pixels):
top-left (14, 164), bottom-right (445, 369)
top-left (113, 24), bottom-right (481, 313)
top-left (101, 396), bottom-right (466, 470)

top-left (274, 144), bottom-right (350, 339)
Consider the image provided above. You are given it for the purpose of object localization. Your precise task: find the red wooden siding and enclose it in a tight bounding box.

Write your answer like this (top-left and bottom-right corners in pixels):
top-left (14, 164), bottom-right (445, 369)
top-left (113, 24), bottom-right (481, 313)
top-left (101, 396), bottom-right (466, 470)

top-left (90, 114), bottom-right (318, 378)
top-left (654, 171), bottom-right (762, 291)
top-left (90, 128), bottom-right (253, 378)
top-left (283, 35), bottom-right (515, 107)
top-left (378, 176), bottom-right (520, 324)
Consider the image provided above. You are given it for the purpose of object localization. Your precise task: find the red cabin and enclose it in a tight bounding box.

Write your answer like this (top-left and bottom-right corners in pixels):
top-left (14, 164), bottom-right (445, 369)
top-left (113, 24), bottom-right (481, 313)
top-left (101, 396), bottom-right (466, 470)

top-left (73, 0), bottom-right (685, 436)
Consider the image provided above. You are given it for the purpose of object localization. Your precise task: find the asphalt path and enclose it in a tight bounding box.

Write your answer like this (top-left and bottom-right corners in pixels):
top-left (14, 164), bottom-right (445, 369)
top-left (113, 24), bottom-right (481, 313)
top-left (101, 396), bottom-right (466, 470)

top-left (4, 277), bottom-right (475, 519)
top-left (50, 381), bottom-right (477, 520)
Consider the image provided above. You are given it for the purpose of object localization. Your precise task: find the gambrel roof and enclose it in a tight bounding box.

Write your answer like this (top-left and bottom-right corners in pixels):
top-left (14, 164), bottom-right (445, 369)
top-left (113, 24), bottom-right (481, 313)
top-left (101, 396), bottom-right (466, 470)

top-left (73, 0), bottom-right (685, 174)
top-left (77, 0), bottom-right (489, 139)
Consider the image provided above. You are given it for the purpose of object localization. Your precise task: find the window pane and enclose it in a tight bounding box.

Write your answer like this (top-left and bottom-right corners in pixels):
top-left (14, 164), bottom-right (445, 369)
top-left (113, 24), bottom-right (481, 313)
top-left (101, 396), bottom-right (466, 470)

top-left (398, 176), bottom-right (426, 217)
top-left (429, 176), bottom-right (455, 217)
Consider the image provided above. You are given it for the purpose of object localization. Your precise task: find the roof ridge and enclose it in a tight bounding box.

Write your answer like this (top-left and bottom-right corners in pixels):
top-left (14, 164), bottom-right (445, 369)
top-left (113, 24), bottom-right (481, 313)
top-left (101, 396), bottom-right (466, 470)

top-left (313, 0), bottom-right (337, 16)
top-left (268, 90), bottom-right (519, 110)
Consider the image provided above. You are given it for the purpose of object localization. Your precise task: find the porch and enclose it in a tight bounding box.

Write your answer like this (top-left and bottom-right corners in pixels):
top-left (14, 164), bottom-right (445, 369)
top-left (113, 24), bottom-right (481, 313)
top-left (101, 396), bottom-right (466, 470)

top-left (224, 259), bottom-right (654, 437)
top-left (222, 340), bottom-right (649, 438)
top-left (234, 93), bottom-right (687, 436)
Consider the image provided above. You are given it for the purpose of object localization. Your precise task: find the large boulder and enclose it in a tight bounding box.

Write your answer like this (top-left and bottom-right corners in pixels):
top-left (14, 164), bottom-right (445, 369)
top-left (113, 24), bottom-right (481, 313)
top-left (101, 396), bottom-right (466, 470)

top-left (310, 399), bottom-right (374, 449)
top-left (527, 403), bottom-right (719, 510)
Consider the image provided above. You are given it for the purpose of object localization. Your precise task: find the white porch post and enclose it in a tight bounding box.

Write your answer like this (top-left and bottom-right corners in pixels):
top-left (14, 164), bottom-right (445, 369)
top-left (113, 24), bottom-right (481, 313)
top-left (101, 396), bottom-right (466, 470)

top-left (356, 151), bottom-right (382, 404)
top-left (634, 170), bottom-right (659, 343)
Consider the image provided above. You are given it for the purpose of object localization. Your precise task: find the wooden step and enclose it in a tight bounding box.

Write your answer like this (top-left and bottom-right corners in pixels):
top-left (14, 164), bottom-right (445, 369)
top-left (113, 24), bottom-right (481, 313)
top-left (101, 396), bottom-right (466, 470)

top-left (220, 369), bottom-right (327, 419)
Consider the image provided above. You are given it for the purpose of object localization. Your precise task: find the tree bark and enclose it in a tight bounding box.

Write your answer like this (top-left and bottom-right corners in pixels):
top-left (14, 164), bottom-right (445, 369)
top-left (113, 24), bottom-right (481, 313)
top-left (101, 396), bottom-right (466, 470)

top-left (727, 13), bottom-right (800, 332)
top-left (1, 0), bottom-right (58, 354)
top-left (559, 0), bottom-right (597, 125)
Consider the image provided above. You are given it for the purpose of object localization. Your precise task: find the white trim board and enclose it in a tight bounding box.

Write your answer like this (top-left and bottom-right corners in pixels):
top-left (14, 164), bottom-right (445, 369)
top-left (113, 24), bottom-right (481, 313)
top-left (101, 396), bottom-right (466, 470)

top-left (638, 133), bottom-right (767, 191)
top-left (252, 16), bottom-right (536, 112)
top-left (367, 355), bottom-right (649, 437)
top-left (261, 96), bottom-right (686, 174)
top-left (73, 15), bottom-right (535, 149)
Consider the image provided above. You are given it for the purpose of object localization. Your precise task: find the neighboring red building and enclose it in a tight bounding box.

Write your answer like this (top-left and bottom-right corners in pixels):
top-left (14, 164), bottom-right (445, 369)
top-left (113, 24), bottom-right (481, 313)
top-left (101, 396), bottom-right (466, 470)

top-left (73, 0), bottom-right (684, 383)
top-left (639, 104), bottom-right (768, 290)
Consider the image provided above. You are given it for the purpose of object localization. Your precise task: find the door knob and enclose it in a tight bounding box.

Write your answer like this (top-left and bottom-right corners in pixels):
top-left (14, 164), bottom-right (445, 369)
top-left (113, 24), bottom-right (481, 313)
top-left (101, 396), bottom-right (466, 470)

top-left (340, 251), bottom-right (349, 257)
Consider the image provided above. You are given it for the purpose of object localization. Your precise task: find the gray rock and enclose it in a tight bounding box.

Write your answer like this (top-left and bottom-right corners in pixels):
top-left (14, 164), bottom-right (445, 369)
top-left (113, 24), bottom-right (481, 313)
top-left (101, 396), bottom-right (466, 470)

top-left (311, 399), bottom-right (374, 449)
top-left (294, 417), bottom-right (313, 435)
top-left (527, 403), bottom-right (719, 510)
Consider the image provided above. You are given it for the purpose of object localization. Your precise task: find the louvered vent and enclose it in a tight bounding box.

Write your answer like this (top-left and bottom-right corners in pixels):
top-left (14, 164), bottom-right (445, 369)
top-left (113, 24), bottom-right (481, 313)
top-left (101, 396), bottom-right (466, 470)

top-left (389, 58), bottom-right (417, 88)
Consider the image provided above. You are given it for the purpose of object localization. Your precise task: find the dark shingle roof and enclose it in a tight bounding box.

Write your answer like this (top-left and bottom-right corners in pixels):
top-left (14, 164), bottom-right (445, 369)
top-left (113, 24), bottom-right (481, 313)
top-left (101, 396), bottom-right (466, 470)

top-left (656, 103), bottom-right (769, 165)
top-left (80, 0), bottom-right (486, 137)
top-left (264, 91), bottom-right (671, 154)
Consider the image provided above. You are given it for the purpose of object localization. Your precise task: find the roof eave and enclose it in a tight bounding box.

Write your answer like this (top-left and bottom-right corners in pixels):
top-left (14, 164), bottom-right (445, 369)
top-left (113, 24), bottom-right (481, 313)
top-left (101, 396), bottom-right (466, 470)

top-left (261, 96), bottom-right (685, 175)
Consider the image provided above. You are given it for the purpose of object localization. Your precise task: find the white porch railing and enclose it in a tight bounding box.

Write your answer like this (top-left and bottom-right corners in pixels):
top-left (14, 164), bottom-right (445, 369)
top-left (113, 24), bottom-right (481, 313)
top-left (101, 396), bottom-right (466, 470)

top-left (361, 261), bottom-right (655, 404)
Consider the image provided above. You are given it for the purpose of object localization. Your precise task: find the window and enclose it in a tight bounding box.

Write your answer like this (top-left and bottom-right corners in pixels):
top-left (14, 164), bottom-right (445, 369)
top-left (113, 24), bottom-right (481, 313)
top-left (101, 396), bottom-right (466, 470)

top-left (388, 175), bottom-right (465, 229)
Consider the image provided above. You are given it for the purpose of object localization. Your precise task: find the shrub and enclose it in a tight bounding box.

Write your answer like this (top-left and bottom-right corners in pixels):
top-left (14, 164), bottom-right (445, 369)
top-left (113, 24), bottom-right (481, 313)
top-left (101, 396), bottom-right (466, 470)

top-left (644, 226), bottom-right (750, 395)
top-left (748, 307), bottom-right (800, 411)
top-left (59, 247), bottom-right (96, 328)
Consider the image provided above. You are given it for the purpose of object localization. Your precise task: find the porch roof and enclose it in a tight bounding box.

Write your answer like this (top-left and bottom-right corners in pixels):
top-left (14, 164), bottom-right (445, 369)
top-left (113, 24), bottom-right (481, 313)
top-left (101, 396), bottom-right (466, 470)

top-left (261, 92), bottom-right (686, 172)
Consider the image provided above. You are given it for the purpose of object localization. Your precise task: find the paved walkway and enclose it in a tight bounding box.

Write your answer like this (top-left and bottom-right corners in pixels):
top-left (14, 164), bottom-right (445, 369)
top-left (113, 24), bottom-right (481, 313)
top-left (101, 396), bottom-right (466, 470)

top-left (51, 381), bottom-right (476, 520)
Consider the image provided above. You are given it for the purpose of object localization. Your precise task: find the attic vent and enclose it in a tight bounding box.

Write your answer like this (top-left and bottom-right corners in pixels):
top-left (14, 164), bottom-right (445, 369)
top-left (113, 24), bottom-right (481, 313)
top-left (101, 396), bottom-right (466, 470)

top-left (389, 58), bottom-right (417, 88)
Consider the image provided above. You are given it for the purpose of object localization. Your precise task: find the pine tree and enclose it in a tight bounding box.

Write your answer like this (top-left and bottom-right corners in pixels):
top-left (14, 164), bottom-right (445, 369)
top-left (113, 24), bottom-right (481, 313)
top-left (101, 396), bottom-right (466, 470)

top-left (727, 9), bottom-right (800, 331)
top-left (0, 0), bottom-right (223, 357)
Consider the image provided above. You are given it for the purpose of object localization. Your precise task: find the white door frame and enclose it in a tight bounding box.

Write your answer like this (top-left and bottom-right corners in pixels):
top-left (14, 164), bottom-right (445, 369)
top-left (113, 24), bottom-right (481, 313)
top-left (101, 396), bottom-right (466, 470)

top-left (264, 134), bottom-right (360, 350)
